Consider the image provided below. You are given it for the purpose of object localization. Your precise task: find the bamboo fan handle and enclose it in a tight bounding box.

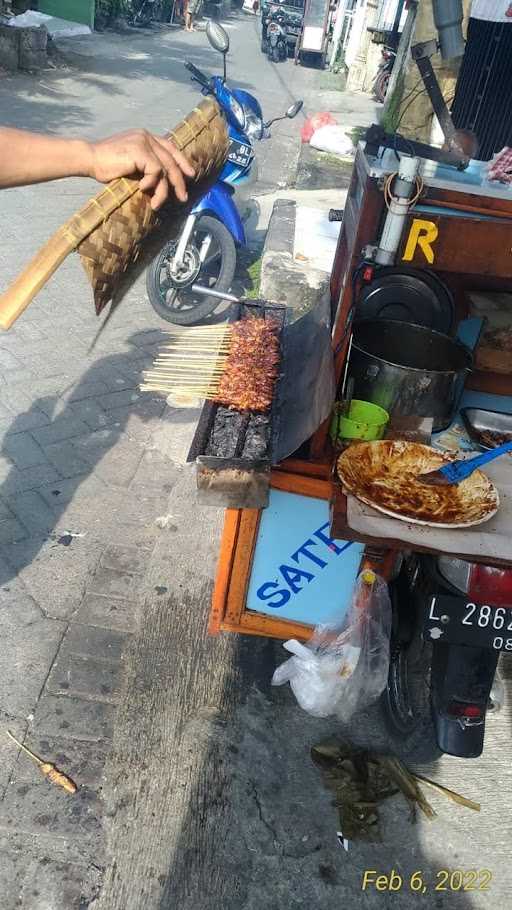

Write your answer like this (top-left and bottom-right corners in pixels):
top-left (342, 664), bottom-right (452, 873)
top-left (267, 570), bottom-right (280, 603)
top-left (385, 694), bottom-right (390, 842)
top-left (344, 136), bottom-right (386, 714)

top-left (0, 176), bottom-right (138, 331)
top-left (0, 229), bottom-right (74, 331)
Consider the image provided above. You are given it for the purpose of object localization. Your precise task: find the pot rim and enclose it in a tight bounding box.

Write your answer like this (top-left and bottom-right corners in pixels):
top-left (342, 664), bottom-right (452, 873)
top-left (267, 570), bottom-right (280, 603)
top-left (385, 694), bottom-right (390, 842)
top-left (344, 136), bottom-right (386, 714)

top-left (352, 319), bottom-right (473, 376)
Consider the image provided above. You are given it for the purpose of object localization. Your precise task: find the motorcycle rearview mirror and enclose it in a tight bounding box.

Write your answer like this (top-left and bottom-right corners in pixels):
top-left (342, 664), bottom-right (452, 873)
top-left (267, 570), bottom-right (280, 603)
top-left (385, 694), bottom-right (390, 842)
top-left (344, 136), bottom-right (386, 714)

top-left (206, 21), bottom-right (230, 54)
top-left (264, 99), bottom-right (304, 129)
top-left (206, 20), bottom-right (229, 82)
top-left (286, 100), bottom-right (303, 119)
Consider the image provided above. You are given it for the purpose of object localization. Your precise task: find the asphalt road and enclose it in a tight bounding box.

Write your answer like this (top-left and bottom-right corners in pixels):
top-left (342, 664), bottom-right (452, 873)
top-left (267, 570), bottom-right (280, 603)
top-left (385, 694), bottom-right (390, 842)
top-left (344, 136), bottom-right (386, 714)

top-left (0, 13), bottom-right (311, 194)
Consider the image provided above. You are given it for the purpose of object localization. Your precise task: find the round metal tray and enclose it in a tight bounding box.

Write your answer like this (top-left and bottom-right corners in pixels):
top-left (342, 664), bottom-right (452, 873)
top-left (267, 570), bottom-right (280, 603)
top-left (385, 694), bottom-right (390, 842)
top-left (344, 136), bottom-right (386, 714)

top-left (357, 267), bottom-right (454, 335)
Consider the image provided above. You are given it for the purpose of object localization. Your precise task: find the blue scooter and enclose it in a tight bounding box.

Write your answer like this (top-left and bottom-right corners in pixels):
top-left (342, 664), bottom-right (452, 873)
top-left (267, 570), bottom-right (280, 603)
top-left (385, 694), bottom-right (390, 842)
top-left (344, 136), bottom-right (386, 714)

top-left (146, 21), bottom-right (303, 325)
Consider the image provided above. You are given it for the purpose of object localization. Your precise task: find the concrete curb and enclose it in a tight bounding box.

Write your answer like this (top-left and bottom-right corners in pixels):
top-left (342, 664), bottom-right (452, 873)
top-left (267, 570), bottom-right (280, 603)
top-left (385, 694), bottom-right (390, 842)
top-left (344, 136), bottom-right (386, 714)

top-left (263, 198), bottom-right (296, 259)
top-left (260, 195), bottom-right (339, 311)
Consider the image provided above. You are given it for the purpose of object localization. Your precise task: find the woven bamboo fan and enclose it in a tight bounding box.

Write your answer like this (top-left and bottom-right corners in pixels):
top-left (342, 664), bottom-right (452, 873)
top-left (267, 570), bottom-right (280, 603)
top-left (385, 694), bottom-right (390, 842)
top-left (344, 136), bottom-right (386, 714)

top-left (0, 98), bottom-right (229, 330)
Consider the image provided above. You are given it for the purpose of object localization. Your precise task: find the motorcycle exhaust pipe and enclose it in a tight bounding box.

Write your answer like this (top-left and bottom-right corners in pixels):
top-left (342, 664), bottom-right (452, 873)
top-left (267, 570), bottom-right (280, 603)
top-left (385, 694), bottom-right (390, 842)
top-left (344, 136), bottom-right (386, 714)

top-left (191, 284), bottom-right (241, 303)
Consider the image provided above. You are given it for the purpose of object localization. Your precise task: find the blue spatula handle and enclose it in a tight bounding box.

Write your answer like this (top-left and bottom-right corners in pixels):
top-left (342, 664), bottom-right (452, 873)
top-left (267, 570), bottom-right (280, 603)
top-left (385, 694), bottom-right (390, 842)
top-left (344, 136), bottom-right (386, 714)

top-left (448, 439), bottom-right (512, 482)
top-left (463, 439), bottom-right (512, 470)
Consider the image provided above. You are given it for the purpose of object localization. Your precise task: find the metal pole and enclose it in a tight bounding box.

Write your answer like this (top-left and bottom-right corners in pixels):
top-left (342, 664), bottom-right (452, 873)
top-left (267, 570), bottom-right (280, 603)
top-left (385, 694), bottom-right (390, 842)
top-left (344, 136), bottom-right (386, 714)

top-left (391, 0), bottom-right (406, 43)
top-left (381, 1), bottom-right (418, 123)
top-left (375, 155), bottom-right (420, 266)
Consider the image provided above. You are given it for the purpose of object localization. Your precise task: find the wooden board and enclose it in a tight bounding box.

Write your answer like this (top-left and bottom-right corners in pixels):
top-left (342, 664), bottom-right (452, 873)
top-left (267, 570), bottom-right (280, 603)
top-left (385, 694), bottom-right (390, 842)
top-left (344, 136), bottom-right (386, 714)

top-left (399, 212), bottom-right (512, 278)
top-left (210, 466), bottom-right (395, 641)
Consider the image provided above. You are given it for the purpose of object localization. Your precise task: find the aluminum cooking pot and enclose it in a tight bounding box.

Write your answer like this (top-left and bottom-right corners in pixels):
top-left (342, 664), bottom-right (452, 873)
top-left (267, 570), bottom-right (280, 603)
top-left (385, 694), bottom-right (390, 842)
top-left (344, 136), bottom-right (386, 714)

top-left (348, 320), bottom-right (472, 432)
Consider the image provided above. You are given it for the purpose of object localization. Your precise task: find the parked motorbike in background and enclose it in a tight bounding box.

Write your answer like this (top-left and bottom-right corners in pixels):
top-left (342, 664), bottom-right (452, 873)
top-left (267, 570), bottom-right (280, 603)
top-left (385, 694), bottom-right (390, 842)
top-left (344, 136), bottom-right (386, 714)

top-left (267, 9), bottom-right (288, 62)
top-left (145, 21), bottom-right (303, 324)
top-left (261, 0), bottom-right (304, 57)
top-left (373, 46), bottom-right (396, 103)
top-left (383, 553), bottom-right (509, 758)
top-left (127, 0), bottom-right (160, 26)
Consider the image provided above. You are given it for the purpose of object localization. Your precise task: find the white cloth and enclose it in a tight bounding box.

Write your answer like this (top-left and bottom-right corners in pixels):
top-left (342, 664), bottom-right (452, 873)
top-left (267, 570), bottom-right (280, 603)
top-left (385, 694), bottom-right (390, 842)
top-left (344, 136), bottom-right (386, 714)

top-left (471, 1), bottom-right (512, 22)
top-left (346, 457), bottom-right (512, 564)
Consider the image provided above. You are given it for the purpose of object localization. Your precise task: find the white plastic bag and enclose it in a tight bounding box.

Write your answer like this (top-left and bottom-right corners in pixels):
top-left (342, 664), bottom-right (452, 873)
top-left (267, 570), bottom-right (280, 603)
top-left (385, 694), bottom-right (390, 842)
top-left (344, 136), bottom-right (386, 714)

top-left (309, 125), bottom-right (354, 158)
top-left (272, 571), bottom-right (392, 720)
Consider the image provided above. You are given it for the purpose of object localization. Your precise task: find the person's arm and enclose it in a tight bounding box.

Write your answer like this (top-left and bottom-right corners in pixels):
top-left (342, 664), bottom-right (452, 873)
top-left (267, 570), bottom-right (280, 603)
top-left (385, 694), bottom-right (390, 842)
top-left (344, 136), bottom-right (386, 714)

top-left (0, 127), bottom-right (195, 209)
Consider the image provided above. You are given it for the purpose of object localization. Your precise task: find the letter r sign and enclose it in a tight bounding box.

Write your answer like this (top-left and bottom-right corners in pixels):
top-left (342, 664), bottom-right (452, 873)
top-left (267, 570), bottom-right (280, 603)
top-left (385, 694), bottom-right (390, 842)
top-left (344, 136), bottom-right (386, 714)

top-left (402, 219), bottom-right (439, 264)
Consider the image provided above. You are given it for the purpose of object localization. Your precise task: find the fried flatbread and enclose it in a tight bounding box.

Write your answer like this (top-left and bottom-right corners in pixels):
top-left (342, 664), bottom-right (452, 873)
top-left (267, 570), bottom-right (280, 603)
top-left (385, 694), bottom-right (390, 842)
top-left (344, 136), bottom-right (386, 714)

top-left (337, 441), bottom-right (499, 527)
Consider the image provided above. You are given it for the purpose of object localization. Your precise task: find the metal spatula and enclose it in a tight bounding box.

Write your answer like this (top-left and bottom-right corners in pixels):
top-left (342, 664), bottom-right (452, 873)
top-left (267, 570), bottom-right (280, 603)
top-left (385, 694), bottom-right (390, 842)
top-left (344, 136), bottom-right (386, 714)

top-left (418, 440), bottom-right (512, 486)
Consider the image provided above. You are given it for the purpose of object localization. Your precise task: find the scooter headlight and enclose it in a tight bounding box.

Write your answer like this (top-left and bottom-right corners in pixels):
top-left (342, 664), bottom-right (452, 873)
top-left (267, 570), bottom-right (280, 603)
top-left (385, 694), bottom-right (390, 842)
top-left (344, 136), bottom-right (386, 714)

top-left (228, 95), bottom-right (246, 131)
top-left (244, 108), bottom-right (264, 141)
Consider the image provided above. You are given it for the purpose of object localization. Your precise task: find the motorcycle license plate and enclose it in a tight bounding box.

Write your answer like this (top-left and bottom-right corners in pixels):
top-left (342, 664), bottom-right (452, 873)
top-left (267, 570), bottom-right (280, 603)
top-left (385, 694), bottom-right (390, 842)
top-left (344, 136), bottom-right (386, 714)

top-left (425, 595), bottom-right (512, 652)
top-left (228, 139), bottom-right (253, 168)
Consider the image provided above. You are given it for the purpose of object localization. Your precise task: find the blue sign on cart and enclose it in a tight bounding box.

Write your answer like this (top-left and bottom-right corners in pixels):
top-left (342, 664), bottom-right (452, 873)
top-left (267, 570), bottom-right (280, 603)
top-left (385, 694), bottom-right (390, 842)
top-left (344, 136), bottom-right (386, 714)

top-left (246, 489), bottom-right (365, 627)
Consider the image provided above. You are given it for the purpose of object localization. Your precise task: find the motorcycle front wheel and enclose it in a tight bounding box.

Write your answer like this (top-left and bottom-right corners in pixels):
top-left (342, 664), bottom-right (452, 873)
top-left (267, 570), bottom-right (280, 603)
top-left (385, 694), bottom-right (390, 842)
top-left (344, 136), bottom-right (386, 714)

top-left (374, 69), bottom-right (391, 103)
top-left (146, 215), bottom-right (237, 325)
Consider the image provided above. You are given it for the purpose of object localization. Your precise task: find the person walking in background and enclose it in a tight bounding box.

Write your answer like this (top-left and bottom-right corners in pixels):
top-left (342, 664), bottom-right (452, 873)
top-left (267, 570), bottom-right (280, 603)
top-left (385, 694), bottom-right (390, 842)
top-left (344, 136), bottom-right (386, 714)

top-left (184, 0), bottom-right (202, 31)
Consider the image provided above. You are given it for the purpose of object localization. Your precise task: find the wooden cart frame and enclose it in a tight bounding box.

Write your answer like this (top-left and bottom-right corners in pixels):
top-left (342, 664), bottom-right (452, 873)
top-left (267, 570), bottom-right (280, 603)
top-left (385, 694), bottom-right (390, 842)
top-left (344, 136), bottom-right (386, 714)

top-left (210, 461), bottom-right (396, 640)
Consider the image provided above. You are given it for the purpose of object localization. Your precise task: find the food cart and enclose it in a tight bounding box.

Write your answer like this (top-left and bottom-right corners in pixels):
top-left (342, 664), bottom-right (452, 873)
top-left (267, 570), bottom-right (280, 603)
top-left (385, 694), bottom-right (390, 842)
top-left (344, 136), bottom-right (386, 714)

top-left (202, 140), bottom-right (512, 758)
top-left (295, 0), bottom-right (331, 66)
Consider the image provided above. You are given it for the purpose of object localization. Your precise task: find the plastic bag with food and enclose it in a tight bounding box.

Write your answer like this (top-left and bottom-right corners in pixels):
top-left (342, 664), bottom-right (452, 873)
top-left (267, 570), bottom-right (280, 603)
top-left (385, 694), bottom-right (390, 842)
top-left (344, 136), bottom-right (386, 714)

top-left (301, 112), bottom-right (338, 143)
top-left (310, 125), bottom-right (354, 157)
top-left (271, 571), bottom-right (392, 719)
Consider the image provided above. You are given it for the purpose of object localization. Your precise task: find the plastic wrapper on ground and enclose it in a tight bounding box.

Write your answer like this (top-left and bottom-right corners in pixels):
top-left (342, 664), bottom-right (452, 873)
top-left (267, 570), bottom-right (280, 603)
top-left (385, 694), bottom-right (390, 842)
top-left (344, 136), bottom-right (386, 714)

top-left (272, 573), bottom-right (392, 720)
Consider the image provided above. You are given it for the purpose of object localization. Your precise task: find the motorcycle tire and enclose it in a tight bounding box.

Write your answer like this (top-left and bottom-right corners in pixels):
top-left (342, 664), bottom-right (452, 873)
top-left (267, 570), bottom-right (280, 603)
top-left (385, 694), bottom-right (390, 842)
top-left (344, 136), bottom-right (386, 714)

top-left (380, 560), bottom-right (437, 760)
top-left (374, 70), bottom-right (391, 103)
top-left (146, 215), bottom-right (237, 326)
top-left (271, 45), bottom-right (280, 62)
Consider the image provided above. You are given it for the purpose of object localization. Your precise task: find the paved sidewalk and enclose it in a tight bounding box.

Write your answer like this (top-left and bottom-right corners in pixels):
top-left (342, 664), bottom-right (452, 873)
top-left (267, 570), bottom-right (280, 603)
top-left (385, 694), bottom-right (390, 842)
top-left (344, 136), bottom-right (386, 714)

top-left (0, 16), bottom-right (320, 908)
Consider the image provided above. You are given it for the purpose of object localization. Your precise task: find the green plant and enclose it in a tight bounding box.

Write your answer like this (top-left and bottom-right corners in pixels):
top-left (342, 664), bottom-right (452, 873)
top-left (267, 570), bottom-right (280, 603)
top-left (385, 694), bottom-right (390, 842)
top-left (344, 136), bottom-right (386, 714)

top-left (380, 70), bottom-right (406, 134)
top-left (94, 0), bottom-right (127, 27)
top-left (245, 256), bottom-right (262, 299)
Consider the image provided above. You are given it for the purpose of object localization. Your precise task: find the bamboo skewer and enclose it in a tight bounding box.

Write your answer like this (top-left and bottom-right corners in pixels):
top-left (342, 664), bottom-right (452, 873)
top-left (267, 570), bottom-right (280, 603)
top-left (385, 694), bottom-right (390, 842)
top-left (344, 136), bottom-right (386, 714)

top-left (144, 381), bottom-right (220, 387)
top-left (157, 333), bottom-right (231, 339)
top-left (150, 364), bottom-right (225, 370)
top-left (156, 340), bottom-right (230, 347)
top-left (150, 361), bottom-right (225, 368)
top-left (162, 332), bottom-right (229, 336)
top-left (156, 349), bottom-right (226, 354)
top-left (6, 730), bottom-right (77, 794)
top-left (154, 360), bottom-right (226, 365)
top-left (144, 375), bottom-right (223, 382)
top-left (142, 383), bottom-right (216, 391)
top-left (142, 339), bottom-right (227, 395)
top-left (141, 315), bottom-right (281, 410)
top-left (155, 345), bottom-right (230, 350)
top-left (151, 378), bottom-right (219, 383)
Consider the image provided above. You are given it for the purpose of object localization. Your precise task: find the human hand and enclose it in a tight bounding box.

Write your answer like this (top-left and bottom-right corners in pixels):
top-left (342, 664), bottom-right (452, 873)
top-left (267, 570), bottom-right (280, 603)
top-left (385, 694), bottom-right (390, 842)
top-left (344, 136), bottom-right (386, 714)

top-left (87, 129), bottom-right (196, 209)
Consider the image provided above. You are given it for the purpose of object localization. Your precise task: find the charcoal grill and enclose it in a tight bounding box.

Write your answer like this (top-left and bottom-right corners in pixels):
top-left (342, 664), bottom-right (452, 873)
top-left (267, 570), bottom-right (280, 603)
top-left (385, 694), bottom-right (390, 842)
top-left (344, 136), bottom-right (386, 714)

top-left (187, 300), bottom-right (287, 508)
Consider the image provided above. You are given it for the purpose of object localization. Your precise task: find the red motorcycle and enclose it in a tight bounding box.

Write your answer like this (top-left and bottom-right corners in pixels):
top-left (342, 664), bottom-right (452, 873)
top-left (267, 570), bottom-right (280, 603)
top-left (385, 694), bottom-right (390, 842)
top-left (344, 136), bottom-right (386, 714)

top-left (383, 553), bottom-right (510, 758)
top-left (373, 46), bottom-right (396, 103)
